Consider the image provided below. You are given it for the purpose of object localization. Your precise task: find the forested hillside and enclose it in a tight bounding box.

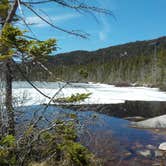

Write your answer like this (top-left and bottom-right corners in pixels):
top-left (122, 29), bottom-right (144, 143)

top-left (15, 36), bottom-right (166, 87)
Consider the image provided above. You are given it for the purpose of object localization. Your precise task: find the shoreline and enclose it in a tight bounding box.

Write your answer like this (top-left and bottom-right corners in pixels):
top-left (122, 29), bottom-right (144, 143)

top-left (51, 100), bottom-right (166, 119)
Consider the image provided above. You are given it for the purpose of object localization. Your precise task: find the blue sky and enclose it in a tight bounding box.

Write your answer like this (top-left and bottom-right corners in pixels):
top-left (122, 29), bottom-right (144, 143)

top-left (18, 0), bottom-right (166, 54)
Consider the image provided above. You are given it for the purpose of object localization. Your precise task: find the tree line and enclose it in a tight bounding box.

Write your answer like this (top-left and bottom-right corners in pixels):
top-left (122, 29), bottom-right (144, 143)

top-left (14, 36), bottom-right (166, 87)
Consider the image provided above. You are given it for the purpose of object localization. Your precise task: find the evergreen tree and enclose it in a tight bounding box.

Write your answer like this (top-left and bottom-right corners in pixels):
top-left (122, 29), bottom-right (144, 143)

top-left (0, 0), bottom-right (112, 135)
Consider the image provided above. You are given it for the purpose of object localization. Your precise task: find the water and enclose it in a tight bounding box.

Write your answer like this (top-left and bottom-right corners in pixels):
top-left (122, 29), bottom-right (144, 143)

top-left (12, 82), bottom-right (166, 165)
top-left (15, 104), bottom-right (166, 166)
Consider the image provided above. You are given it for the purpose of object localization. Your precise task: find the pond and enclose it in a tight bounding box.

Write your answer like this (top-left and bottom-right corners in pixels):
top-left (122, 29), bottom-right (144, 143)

top-left (12, 81), bottom-right (166, 106)
top-left (11, 82), bottom-right (166, 165)
top-left (16, 102), bottom-right (166, 166)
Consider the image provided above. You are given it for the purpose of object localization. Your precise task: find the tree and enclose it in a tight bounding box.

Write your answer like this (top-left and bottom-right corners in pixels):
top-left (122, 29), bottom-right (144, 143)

top-left (0, 23), bottom-right (56, 135)
top-left (0, 0), bottom-right (112, 136)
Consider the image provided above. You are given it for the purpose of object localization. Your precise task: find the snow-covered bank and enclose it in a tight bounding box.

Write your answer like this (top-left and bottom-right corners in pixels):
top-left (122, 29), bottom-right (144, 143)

top-left (12, 81), bottom-right (166, 106)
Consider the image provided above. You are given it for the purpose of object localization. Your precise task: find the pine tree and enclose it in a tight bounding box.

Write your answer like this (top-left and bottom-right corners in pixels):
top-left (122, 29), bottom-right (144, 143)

top-left (0, 0), bottom-right (112, 135)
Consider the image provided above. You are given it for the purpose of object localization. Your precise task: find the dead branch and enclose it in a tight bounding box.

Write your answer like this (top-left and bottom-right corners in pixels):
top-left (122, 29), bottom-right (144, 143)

top-left (3, 0), bottom-right (18, 26)
top-left (12, 59), bottom-right (52, 99)
top-left (22, 2), bottom-right (89, 39)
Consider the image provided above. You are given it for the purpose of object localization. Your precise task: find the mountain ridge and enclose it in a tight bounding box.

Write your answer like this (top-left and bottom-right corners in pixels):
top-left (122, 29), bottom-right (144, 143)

top-left (48, 36), bottom-right (166, 66)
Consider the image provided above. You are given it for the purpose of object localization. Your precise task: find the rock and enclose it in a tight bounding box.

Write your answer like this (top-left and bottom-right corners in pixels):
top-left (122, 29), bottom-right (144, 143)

top-left (152, 163), bottom-right (162, 166)
top-left (154, 150), bottom-right (164, 158)
top-left (123, 151), bottom-right (132, 158)
top-left (135, 143), bottom-right (144, 148)
top-left (158, 142), bottom-right (166, 151)
top-left (146, 144), bottom-right (156, 150)
top-left (124, 116), bottom-right (145, 122)
top-left (137, 149), bottom-right (152, 158)
top-left (131, 114), bottom-right (166, 128)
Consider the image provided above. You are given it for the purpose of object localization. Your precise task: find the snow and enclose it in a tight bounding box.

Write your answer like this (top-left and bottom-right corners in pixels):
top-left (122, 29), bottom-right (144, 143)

top-left (12, 81), bottom-right (166, 106)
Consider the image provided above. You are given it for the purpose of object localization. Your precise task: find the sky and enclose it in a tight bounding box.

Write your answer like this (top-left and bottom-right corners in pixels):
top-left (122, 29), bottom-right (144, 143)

top-left (18, 0), bottom-right (166, 54)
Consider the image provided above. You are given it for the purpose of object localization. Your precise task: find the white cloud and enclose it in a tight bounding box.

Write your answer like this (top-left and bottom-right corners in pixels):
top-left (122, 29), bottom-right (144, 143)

top-left (99, 31), bottom-right (106, 41)
top-left (98, 16), bottom-right (111, 41)
top-left (97, 0), bottom-right (113, 41)
top-left (26, 13), bottom-right (81, 27)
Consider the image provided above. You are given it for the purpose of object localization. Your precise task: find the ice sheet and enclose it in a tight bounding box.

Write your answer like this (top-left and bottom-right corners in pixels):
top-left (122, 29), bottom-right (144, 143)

top-left (12, 81), bottom-right (166, 106)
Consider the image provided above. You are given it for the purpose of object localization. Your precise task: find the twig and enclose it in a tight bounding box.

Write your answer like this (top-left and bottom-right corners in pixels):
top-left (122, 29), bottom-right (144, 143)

top-left (22, 2), bottom-right (89, 39)
top-left (12, 59), bottom-right (51, 100)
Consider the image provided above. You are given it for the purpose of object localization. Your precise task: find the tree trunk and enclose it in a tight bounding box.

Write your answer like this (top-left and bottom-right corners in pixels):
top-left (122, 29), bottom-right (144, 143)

top-left (5, 60), bottom-right (15, 135)
top-left (1, 0), bottom-right (19, 136)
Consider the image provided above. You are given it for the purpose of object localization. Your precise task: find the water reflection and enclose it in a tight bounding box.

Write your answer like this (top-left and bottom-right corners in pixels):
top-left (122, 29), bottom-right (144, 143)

top-left (65, 101), bottom-right (166, 119)
top-left (15, 103), bottom-right (166, 166)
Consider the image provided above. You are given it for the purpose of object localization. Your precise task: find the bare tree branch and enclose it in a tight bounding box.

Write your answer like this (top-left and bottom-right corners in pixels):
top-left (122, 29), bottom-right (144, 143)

top-left (4, 0), bottom-right (18, 26)
top-left (22, 0), bottom-right (113, 16)
top-left (36, 60), bottom-right (53, 76)
top-left (43, 81), bottom-right (70, 112)
top-left (22, 2), bottom-right (89, 38)
top-left (12, 59), bottom-right (52, 99)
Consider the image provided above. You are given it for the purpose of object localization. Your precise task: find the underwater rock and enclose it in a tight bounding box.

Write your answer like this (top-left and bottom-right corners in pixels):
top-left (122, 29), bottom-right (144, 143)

top-left (136, 149), bottom-right (152, 158)
top-left (154, 150), bottom-right (164, 158)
